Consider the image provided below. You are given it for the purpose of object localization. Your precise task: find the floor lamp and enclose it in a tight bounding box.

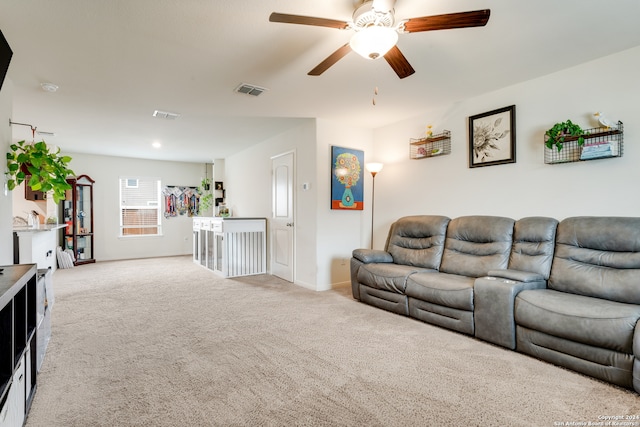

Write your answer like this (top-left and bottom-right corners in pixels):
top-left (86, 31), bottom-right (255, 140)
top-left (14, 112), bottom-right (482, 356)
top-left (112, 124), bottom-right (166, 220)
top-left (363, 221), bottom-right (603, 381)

top-left (365, 163), bottom-right (384, 249)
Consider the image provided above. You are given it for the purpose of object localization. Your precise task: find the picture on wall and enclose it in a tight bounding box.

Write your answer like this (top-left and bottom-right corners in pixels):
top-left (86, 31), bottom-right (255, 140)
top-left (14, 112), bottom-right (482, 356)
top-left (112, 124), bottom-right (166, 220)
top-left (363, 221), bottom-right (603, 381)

top-left (469, 104), bottom-right (516, 168)
top-left (331, 146), bottom-right (364, 210)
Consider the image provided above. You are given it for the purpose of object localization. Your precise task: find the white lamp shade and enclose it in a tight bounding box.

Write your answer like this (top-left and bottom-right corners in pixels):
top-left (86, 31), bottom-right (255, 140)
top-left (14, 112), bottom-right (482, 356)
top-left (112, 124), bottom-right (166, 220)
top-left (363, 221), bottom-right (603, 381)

top-left (349, 26), bottom-right (398, 60)
top-left (365, 162), bottom-right (384, 174)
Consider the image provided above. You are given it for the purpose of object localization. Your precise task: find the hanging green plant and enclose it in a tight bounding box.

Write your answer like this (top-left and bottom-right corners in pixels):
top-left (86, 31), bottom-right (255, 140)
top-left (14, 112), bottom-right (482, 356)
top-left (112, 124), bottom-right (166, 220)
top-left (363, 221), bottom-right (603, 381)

top-left (6, 140), bottom-right (75, 203)
top-left (544, 120), bottom-right (585, 152)
top-left (197, 177), bottom-right (213, 214)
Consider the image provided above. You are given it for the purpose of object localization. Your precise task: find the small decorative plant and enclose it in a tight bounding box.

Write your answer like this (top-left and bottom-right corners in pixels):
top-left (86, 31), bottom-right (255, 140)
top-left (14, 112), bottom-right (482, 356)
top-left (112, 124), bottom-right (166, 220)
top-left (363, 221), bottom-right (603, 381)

top-left (201, 177), bottom-right (211, 191)
top-left (6, 140), bottom-right (74, 203)
top-left (545, 120), bottom-right (585, 152)
top-left (197, 177), bottom-right (213, 214)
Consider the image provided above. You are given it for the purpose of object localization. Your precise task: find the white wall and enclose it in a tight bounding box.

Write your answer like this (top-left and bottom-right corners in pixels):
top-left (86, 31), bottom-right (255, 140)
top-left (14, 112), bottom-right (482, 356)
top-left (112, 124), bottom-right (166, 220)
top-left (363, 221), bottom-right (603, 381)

top-left (63, 153), bottom-right (204, 261)
top-left (315, 119), bottom-right (374, 290)
top-left (225, 119), bottom-right (320, 288)
top-left (0, 78), bottom-right (12, 264)
top-left (225, 118), bottom-right (374, 291)
top-left (371, 46), bottom-right (640, 249)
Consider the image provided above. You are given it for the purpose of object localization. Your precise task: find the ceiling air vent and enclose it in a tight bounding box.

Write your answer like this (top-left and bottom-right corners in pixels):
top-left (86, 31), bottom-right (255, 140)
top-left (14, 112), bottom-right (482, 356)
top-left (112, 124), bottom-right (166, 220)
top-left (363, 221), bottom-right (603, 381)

top-left (234, 83), bottom-right (268, 97)
top-left (152, 110), bottom-right (181, 120)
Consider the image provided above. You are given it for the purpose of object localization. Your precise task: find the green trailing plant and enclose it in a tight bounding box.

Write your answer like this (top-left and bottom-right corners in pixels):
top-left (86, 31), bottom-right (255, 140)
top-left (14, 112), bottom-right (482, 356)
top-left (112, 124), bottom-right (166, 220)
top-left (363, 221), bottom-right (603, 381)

top-left (545, 120), bottom-right (585, 152)
top-left (198, 177), bottom-right (213, 214)
top-left (6, 140), bottom-right (74, 203)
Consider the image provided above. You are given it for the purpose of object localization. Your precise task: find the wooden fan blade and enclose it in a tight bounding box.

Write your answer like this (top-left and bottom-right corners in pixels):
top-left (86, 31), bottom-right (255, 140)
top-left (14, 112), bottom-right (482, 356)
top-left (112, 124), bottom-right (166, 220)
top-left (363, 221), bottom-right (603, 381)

top-left (403, 9), bottom-right (490, 33)
top-left (269, 12), bottom-right (349, 29)
top-left (308, 43), bottom-right (352, 76)
top-left (383, 45), bottom-right (415, 79)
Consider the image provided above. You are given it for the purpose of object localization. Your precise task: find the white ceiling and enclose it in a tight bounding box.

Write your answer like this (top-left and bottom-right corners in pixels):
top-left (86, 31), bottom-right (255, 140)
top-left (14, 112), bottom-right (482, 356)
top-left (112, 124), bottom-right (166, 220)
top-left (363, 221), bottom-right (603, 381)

top-left (1, 0), bottom-right (639, 163)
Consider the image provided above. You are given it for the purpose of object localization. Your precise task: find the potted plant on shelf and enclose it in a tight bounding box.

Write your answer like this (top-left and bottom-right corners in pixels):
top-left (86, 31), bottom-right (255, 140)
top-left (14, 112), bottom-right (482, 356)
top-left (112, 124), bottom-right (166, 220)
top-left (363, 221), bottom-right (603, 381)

top-left (544, 120), bottom-right (585, 152)
top-left (6, 140), bottom-right (75, 203)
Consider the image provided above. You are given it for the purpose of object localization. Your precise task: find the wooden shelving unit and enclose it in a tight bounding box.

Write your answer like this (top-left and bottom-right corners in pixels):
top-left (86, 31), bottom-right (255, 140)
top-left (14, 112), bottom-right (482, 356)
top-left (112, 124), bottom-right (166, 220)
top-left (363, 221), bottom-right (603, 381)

top-left (410, 130), bottom-right (451, 159)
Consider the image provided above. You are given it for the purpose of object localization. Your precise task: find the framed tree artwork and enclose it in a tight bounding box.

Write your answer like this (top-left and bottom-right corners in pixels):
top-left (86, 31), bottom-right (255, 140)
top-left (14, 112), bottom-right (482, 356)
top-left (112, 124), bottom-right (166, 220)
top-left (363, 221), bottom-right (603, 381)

top-left (331, 146), bottom-right (364, 210)
top-left (469, 105), bottom-right (516, 168)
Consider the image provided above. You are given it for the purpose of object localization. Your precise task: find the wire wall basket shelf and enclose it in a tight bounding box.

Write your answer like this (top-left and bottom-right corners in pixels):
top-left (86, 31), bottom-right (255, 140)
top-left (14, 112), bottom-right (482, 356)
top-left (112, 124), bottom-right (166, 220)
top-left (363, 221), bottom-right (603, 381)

top-left (410, 130), bottom-right (451, 160)
top-left (544, 121), bottom-right (623, 164)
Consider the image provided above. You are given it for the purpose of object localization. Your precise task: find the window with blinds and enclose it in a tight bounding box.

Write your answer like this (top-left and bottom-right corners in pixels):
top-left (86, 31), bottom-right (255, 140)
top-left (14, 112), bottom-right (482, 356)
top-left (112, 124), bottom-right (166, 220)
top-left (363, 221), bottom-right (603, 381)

top-left (119, 177), bottom-right (162, 236)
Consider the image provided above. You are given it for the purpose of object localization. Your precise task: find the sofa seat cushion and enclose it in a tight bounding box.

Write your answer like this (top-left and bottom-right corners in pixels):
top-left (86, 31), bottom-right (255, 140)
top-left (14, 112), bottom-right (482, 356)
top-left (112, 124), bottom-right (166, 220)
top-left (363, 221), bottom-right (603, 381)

top-left (357, 263), bottom-right (433, 294)
top-left (405, 272), bottom-right (475, 311)
top-left (515, 289), bottom-right (640, 353)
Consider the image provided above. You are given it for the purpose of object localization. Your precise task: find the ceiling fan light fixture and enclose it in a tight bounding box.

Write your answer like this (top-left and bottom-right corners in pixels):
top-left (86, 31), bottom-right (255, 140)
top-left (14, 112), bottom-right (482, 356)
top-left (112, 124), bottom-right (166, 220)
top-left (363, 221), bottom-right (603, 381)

top-left (349, 26), bottom-right (398, 60)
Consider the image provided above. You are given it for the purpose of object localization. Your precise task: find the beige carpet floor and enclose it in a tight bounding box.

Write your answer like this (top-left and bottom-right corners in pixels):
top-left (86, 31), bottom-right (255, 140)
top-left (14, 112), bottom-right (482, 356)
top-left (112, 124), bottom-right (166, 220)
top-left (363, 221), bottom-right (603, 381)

top-left (25, 256), bottom-right (640, 426)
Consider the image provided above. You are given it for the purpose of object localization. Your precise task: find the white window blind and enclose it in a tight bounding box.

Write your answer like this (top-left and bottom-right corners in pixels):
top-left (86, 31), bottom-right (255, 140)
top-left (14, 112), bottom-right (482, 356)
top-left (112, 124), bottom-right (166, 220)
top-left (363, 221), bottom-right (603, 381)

top-left (119, 177), bottom-right (162, 236)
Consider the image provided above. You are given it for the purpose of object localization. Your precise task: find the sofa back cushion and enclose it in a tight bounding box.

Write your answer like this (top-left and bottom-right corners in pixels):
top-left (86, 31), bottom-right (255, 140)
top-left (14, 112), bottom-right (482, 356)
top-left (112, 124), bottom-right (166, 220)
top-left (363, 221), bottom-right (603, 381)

top-left (440, 216), bottom-right (514, 277)
top-left (386, 215), bottom-right (450, 269)
top-left (508, 217), bottom-right (558, 279)
top-left (549, 217), bottom-right (640, 304)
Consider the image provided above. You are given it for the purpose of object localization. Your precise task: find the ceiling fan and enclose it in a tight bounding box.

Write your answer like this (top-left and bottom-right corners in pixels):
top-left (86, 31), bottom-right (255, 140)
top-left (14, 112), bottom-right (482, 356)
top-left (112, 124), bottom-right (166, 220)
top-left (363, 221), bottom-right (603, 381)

top-left (269, 0), bottom-right (490, 79)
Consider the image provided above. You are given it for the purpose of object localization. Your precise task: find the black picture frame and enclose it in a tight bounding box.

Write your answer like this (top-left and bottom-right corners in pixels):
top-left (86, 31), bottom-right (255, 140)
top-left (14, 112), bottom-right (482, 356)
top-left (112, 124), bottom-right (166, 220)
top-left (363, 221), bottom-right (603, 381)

top-left (214, 181), bottom-right (224, 190)
top-left (469, 105), bottom-right (516, 168)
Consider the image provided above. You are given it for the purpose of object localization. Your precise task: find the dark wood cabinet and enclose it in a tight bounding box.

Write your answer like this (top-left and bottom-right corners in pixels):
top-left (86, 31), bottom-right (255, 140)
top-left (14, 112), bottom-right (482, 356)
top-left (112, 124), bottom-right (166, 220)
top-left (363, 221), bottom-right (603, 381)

top-left (61, 175), bottom-right (95, 265)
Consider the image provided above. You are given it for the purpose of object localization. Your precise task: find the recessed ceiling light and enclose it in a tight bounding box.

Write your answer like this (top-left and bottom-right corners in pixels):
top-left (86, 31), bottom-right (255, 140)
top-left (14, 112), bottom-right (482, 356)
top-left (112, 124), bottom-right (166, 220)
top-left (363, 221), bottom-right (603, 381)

top-left (152, 142), bottom-right (161, 148)
top-left (41, 82), bottom-right (59, 92)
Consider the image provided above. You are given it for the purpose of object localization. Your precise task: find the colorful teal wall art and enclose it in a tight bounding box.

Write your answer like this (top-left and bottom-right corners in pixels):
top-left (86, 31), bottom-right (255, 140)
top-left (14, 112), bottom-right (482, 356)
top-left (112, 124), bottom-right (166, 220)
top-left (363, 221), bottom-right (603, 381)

top-left (331, 146), bottom-right (364, 210)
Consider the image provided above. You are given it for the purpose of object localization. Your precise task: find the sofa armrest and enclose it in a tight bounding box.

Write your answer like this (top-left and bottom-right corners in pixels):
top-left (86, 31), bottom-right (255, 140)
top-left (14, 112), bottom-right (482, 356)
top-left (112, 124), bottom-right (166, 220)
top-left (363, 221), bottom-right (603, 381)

top-left (487, 269), bottom-right (545, 283)
top-left (351, 249), bottom-right (393, 301)
top-left (352, 249), bottom-right (393, 264)
top-left (474, 276), bottom-right (547, 349)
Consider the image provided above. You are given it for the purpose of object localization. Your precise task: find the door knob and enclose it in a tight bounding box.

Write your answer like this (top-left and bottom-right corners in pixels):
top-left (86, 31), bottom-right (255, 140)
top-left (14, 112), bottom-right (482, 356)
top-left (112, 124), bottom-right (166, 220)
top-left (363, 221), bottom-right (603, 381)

top-left (286, 222), bottom-right (294, 227)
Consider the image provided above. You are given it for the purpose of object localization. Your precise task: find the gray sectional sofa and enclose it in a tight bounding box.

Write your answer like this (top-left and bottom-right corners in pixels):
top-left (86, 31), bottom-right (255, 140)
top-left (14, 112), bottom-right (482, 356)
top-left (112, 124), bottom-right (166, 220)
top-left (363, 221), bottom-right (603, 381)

top-left (350, 215), bottom-right (640, 393)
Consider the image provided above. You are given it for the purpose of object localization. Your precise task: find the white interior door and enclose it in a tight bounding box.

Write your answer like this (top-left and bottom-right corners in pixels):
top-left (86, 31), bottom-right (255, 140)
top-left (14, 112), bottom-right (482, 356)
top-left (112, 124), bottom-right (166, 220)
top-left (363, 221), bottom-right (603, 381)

top-left (271, 152), bottom-right (294, 282)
